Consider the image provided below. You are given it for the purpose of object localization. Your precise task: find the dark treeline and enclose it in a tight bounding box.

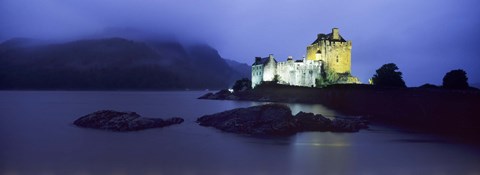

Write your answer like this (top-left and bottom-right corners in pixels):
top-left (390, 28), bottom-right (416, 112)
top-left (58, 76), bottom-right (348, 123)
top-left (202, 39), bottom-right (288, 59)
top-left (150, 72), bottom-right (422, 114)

top-left (0, 37), bottom-right (250, 90)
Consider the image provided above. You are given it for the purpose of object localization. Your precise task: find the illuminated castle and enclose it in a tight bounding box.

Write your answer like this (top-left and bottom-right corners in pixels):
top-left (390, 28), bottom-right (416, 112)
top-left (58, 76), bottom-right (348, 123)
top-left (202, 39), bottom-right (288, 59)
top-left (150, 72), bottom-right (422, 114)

top-left (252, 28), bottom-right (360, 88)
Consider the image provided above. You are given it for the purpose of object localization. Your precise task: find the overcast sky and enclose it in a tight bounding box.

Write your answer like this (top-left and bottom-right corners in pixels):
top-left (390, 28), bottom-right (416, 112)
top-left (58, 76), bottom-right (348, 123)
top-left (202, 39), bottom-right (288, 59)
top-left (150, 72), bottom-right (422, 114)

top-left (1, 0), bottom-right (479, 86)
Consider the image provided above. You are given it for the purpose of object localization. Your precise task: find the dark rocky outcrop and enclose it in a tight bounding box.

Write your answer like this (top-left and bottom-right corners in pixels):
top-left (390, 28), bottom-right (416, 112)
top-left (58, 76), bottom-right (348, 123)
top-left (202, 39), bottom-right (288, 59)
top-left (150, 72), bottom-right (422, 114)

top-left (293, 112), bottom-right (332, 132)
top-left (330, 118), bottom-right (370, 132)
top-left (196, 104), bottom-right (368, 136)
top-left (74, 110), bottom-right (184, 131)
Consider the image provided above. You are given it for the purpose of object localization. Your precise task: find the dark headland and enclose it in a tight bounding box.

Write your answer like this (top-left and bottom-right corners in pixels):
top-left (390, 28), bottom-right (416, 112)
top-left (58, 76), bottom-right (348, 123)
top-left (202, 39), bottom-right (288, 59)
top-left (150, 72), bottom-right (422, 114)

top-left (200, 83), bottom-right (480, 139)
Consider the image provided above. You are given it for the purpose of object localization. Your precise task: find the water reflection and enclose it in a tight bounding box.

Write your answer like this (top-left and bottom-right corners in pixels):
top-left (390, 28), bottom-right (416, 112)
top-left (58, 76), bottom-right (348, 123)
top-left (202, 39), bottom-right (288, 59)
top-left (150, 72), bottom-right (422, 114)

top-left (289, 132), bottom-right (353, 175)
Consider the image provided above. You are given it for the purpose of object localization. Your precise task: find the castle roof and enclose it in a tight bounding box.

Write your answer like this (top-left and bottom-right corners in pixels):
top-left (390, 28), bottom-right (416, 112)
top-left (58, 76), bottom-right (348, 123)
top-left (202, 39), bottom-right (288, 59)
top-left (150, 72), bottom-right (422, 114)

top-left (311, 33), bottom-right (347, 44)
top-left (252, 56), bottom-right (277, 66)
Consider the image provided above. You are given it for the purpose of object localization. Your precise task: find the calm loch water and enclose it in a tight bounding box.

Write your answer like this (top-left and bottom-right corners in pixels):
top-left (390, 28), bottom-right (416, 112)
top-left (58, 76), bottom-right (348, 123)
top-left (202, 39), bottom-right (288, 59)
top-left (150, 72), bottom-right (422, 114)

top-left (0, 91), bottom-right (479, 175)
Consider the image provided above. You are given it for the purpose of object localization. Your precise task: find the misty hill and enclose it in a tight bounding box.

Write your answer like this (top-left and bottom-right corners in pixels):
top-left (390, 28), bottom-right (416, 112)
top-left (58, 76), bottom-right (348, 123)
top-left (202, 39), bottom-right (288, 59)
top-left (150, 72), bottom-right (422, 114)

top-left (0, 37), bottom-right (250, 90)
top-left (224, 59), bottom-right (251, 79)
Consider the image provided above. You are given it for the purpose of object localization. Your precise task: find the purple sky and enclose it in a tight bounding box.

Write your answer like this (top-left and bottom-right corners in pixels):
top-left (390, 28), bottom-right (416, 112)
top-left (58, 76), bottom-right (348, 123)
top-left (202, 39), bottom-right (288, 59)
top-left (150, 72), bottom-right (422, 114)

top-left (1, 0), bottom-right (479, 86)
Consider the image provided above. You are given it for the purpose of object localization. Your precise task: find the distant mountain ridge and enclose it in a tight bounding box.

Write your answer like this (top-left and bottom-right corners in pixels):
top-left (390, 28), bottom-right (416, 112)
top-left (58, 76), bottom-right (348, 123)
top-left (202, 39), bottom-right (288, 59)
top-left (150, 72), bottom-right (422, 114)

top-left (0, 37), bottom-right (250, 90)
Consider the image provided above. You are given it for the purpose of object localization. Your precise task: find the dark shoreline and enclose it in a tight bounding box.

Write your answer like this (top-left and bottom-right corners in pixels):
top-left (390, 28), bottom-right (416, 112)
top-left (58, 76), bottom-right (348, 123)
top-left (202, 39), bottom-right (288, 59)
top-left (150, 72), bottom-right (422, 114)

top-left (200, 84), bottom-right (480, 141)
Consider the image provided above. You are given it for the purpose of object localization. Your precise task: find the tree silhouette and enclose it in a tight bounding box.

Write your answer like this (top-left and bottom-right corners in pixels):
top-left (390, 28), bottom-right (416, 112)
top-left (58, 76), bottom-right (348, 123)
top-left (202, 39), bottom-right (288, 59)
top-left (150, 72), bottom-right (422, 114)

top-left (371, 63), bottom-right (406, 87)
top-left (232, 78), bottom-right (252, 92)
top-left (442, 69), bottom-right (469, 89)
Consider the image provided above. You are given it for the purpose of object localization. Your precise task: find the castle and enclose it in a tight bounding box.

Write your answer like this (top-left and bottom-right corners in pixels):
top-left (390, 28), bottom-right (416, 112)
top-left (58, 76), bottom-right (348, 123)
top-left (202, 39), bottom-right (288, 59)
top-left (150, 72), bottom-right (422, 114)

top-left (251, 28), bottom-right (360, 88)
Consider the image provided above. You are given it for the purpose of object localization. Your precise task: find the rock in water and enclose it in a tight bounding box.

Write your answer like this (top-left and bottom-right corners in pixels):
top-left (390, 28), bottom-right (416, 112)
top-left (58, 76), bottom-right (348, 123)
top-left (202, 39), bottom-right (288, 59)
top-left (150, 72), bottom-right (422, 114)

top-left (293, 112), bottom-right (331, 131)
top-left (330, 118), bottom-right (369, 132)
top-left (197, 104), bottom-right (297, 136)
top-left (73, 110), bottom-right (184, 131)
top-left (197, 104), bottom-right (369, 136)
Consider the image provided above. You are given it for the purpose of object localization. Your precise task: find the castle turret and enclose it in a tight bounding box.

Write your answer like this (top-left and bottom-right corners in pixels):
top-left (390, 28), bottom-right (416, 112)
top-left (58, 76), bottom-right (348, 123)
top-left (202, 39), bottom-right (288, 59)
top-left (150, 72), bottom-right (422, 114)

top-left (332, 28), bottom-right (339, 40)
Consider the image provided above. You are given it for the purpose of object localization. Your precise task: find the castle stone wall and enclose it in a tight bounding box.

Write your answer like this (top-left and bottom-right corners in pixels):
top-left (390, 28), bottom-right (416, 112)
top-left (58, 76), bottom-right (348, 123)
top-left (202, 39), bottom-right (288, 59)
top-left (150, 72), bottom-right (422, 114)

top-left (251, 65), bottom-right (263, 88)
top-left (276, 59), bottom-right (321, 87)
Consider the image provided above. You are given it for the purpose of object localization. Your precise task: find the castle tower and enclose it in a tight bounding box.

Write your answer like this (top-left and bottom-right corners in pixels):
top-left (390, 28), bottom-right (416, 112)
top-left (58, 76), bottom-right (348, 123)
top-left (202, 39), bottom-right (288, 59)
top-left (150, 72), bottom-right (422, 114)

top-left (306, 28), bottom-right (352, 74)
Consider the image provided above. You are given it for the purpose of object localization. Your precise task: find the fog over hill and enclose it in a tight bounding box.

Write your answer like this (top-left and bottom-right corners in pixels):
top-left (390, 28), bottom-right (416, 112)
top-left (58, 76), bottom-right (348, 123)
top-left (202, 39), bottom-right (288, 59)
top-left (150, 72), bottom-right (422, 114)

top-left (0, 37), bottom-right (250, 90)
top-left (471, 83), bottom-right (480, 89)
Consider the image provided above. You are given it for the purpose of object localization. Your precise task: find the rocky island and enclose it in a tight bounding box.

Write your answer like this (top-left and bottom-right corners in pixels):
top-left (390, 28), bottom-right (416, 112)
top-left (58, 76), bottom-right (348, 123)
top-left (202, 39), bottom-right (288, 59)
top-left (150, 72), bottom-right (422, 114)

top-left (197, 104), bottom-right (368, 136)
top-left (74, 110), bottom-right (184, 131)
